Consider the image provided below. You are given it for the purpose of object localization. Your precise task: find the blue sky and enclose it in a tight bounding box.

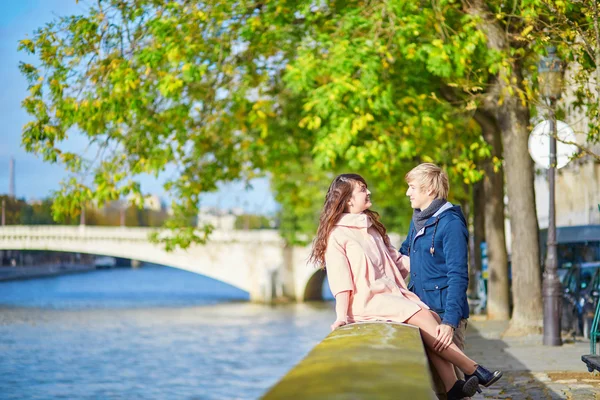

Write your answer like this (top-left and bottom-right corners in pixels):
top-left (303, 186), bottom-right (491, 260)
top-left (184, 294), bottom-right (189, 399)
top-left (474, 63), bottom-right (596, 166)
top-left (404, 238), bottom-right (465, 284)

top-left (0, 1), bottom-right (278, 215)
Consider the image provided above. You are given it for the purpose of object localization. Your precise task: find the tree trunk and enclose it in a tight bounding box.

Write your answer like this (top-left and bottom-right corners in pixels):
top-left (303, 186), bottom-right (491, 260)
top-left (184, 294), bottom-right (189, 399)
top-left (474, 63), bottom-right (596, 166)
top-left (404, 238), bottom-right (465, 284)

top-left (496, 90), bottom-right (543, 332)
top-left (460, 191), bottom-right (477, 299)
top-left (470, 180), bottom-right (485, 298)
top-left (464, 0), bottom-right (543, 332)
top-left (476, 110), bottom-right (510, 320)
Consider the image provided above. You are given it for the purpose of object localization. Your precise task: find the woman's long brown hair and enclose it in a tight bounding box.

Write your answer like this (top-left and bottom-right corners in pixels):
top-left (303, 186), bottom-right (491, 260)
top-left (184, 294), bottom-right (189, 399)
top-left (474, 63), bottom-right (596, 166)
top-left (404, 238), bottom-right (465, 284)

top-left (309, 174), bottom-right (391, 268)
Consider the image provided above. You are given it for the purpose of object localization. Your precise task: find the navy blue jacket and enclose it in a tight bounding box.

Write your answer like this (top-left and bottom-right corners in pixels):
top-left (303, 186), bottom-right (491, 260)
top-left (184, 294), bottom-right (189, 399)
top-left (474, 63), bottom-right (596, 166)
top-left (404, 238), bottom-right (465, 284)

top-left (400, 203), bottom-right (470, 328)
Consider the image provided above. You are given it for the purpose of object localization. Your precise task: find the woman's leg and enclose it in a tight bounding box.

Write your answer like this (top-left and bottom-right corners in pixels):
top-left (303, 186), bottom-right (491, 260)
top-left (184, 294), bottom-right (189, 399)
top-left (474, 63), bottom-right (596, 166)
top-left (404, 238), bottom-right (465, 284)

top-left (426, 310), bottom-right (461, 393)
top-left (426, 347), bottom-right (458, 392)
top-left (428, 311), bottom-right (466, 383)
top-left (428, 310), bottom-right (443, 324)
top-left (426, 311), bottom-right (459, 392)
top-left (406, 309), bottom-right (477, 375)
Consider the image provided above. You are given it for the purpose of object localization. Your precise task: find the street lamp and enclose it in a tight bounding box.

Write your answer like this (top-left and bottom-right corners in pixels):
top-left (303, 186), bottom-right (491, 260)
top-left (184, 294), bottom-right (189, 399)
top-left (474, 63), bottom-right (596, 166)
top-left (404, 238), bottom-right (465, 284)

top-left (538, 46), bottom-right (564, 346)
top-left (80, 204), bottom-right (86, 226)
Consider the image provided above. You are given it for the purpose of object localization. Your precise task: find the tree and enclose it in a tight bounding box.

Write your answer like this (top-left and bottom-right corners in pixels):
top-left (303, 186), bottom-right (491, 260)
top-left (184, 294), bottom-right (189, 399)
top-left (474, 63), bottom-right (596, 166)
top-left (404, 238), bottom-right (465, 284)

top-left (19, 0), bottom-right (302, 249)
top-left (280, 1), bottom-right (512, 322)
top-left (286, 0), bottom-right (600, 330)
top-left (0, 196), bottom-right (27, 224)
top-left (20, 198), bottom-right (57, 225)
top-left (19, 0), bottom-right (484, 245)
top-left (281, 1), bottom-right (488, 231)
top-left (23, 1), bottom-right (600, 331)
top-left (418, 0), bottom-right (600, 331)
top-left (234, 214), bottom-right (272, 230)
top-left (410, 0), bottom-right (545, 332)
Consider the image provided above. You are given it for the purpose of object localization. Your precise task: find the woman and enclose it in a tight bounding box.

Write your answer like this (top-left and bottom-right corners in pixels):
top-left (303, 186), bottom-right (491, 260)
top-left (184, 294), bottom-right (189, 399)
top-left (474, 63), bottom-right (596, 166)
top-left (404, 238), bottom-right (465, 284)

top-left (309, 174), bottom-right (502, 400)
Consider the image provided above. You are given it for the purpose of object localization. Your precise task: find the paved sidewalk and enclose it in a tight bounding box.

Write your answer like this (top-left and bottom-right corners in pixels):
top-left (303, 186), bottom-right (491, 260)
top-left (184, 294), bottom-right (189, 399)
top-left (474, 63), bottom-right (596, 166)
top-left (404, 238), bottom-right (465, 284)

top-left (464, 318), bottom-right (600, 399)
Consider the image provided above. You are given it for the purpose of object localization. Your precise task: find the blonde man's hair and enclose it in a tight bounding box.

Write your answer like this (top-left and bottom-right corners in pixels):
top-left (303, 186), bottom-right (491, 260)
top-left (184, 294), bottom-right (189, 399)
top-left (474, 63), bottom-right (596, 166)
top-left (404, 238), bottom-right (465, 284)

top-left (405, 163), bottom-right (449, 199)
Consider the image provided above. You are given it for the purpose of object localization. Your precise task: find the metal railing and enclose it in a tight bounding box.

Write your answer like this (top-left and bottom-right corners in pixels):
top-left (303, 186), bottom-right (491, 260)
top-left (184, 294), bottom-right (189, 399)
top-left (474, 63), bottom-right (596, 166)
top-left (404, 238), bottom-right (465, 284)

top-left (0, 225), bottom-right (284, 244)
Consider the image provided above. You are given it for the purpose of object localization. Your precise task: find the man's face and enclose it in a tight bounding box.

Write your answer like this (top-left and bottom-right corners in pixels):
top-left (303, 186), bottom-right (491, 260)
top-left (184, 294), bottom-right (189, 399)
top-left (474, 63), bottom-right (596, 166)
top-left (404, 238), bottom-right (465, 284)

top-left (406, 181), bottom-right (434, 210)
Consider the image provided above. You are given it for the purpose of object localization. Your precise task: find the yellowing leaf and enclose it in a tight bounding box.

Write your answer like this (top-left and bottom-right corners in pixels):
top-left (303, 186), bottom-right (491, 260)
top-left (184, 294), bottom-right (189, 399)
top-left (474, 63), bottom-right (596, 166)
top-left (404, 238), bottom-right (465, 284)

top-left (465, 100), bottom-right (477, 111)
top-left (521, 26), bottom-right (533, 37)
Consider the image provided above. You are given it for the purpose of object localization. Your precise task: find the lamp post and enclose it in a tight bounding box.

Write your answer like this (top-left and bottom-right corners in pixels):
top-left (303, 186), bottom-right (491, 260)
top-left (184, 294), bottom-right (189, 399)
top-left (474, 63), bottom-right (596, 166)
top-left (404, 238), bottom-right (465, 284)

top-left (538, 46), bottom-right (564, 346)
top-left (80, 204), bottom-right (86, 226)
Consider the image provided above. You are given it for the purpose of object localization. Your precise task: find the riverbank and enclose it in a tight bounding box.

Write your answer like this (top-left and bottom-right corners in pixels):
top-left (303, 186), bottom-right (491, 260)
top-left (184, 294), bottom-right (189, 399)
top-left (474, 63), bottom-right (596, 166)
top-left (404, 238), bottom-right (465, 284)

top-left (0, 263), bottom-right (96, 281)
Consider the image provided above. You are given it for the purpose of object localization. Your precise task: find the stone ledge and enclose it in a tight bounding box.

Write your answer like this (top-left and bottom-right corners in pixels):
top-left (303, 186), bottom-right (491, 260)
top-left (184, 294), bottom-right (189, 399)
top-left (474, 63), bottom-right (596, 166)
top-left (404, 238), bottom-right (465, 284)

top-left (261, 322), bottom-right (433, 400)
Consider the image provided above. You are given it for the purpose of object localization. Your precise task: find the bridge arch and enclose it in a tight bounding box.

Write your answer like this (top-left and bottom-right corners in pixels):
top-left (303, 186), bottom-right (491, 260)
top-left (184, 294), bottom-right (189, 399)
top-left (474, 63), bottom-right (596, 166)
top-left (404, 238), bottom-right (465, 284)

top-left (303, 268), bottom-right (327, 301)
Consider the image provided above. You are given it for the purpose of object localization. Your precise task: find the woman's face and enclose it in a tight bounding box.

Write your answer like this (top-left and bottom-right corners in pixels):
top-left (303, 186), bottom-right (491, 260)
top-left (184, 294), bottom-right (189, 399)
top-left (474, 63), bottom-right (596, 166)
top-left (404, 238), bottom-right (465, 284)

top-left (347, 181), bottom-right (371, 214)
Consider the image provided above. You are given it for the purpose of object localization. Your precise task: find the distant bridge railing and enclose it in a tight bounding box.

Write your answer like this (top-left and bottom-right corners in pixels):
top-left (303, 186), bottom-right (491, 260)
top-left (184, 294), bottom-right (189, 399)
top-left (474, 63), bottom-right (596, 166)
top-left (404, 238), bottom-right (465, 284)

top-left (0, 225), bottom-right (284, 244)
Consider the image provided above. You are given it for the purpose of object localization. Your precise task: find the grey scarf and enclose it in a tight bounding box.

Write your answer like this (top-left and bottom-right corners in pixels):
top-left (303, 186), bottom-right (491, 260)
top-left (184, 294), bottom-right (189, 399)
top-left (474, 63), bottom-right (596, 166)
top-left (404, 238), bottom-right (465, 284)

top-left (412, 198), bottom-right (447, 234)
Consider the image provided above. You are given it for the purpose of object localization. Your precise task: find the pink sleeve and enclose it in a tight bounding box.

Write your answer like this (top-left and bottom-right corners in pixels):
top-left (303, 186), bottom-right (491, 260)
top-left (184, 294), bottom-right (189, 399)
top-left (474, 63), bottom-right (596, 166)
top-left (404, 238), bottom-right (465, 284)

top-left (386, 237), bottom-right (410, 279)
top-left (325, 235), bottom-right (354, 297)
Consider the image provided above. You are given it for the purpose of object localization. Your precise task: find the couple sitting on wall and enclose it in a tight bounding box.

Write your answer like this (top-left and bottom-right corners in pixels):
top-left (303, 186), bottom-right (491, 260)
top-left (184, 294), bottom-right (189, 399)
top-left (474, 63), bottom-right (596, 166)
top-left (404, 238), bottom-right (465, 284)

top-left (309, 164), bottom-right (502, 400)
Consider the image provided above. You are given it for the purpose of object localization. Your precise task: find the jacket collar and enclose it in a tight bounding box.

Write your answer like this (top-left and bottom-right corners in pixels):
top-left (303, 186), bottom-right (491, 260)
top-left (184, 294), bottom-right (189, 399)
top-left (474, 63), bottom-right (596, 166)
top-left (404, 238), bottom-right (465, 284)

top-left (335, 213), bottom-right (372, 229)
top-left (432, 201), bottom-right (453, 218)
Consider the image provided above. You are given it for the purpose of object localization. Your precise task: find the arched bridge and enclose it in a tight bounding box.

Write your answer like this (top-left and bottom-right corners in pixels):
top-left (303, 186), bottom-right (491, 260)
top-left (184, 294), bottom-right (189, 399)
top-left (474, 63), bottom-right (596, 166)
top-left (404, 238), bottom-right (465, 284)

top-left (0, 226), bottom-right (326, 303)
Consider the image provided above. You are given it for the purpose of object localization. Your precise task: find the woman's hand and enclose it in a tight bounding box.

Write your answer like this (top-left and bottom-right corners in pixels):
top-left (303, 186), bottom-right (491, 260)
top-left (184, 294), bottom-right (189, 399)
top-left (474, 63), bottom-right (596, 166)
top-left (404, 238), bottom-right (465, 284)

top-left (333, 291), bottom-right (350, 331)
top-left (330, 320), bottom-right (347, 331)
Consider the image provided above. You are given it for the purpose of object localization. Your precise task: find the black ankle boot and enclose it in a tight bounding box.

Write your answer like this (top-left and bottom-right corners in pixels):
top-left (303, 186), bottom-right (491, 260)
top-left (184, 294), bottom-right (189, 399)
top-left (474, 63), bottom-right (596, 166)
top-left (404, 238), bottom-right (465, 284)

top-left (465, 365), bottom-right (503, 387)
top-left (446, 376), bottom-right (479, 400)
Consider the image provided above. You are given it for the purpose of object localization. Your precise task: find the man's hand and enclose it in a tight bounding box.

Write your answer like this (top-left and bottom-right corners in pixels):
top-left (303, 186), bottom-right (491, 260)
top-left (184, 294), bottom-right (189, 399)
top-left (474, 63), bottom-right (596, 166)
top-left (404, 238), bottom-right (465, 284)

top-left (433, 324), bottom-right (454, 352)
top-left (330, 320), bottom-right (347, 331)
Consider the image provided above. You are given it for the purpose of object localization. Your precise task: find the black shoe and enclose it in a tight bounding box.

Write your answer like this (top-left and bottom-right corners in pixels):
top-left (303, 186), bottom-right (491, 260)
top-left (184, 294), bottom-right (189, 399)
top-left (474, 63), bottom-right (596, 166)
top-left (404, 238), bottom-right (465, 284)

top-left (446, 376), bottom-right (479, 400)
top-left (465, 365), bottom-right (503, 388)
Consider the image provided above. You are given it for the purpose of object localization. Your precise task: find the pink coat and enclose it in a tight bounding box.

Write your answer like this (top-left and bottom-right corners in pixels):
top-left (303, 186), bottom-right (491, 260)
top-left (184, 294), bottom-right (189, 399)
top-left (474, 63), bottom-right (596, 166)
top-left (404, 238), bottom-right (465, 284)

top-left (325, 213), bottom-right (429, 323)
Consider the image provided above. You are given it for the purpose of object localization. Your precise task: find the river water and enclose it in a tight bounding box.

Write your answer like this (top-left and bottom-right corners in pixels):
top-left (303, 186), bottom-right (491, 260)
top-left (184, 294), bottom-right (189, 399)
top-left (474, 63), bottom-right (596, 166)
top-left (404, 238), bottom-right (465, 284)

top-left (0, 266), bottom-right (334, 399)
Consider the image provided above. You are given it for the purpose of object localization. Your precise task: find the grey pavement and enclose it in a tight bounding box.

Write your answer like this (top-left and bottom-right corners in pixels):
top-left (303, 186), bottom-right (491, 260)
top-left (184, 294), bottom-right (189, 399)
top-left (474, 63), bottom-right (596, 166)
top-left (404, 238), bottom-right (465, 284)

top-left (463, 318), bottom-right (600, 399)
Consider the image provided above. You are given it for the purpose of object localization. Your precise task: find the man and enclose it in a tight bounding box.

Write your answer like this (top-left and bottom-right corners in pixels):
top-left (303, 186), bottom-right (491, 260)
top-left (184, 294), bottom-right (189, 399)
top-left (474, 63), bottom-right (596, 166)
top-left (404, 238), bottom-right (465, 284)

top-left (400, 163), bottom-right (471, 398)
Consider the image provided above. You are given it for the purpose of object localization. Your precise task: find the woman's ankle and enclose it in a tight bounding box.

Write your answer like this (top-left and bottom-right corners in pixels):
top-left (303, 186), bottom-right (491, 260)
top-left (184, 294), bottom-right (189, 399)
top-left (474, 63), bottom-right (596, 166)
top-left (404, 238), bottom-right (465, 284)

top-left (464, 364), bottom-right (477, 375)
top-left (444, 379), bottom-right (458, 392)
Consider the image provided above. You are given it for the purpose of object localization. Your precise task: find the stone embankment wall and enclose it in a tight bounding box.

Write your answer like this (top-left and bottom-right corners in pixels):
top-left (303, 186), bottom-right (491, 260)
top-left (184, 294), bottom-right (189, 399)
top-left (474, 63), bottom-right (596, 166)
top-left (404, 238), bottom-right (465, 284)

top-left (0, 263), bottom-right (95, 282)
